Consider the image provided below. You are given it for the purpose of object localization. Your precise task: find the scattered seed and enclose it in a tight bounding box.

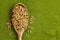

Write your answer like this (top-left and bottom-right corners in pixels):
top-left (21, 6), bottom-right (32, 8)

top-left (33, 18), bottom-right (35, 20)
top-left (26, 33), bottom-right (29, 37)
top-left (29, 30), bottom-right (32, 33)
top-left (6, 22), bottom-right (11, 29)
top-left (30, 16), bottom-right (35, 20)
top-left (8, 32), bottom-right (12, 36)
top-left (29, 21), bottom-right (32, 24)
top-left (31, 16), bottom-right (33, 19)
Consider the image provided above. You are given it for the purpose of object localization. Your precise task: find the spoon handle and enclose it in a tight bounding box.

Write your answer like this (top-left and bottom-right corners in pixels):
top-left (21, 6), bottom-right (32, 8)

top-left (18, 30), bottom-right (24, 40)
top-left (18, 35), bottom-right (22, 40)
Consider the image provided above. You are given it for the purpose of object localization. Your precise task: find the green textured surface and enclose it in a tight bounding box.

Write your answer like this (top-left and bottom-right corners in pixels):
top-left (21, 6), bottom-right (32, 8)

top-left (0, 0), bottom-right (60, 40)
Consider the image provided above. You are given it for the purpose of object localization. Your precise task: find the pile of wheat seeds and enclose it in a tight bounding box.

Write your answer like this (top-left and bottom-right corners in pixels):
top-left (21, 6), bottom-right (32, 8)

top-left (11, 3), bottom-right (28, 33)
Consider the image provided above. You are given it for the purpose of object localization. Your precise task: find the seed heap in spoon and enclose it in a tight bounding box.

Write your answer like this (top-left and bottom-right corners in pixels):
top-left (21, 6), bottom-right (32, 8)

top-left (11, 3), bottom-right (28, 40)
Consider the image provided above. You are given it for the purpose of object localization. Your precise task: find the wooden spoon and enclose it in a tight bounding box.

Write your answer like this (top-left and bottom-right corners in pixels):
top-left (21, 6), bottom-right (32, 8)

top-left (11, 3), bottom-right (28, 40)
